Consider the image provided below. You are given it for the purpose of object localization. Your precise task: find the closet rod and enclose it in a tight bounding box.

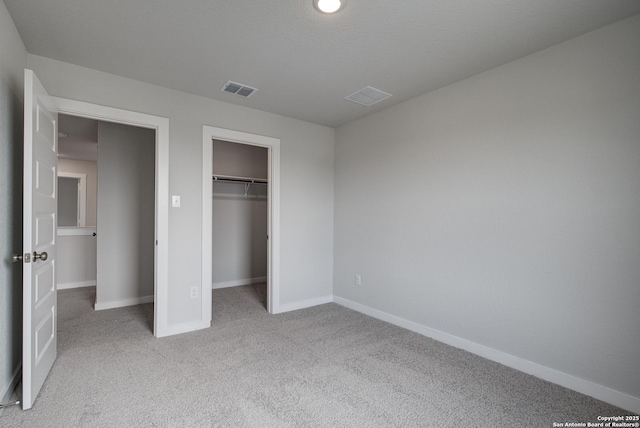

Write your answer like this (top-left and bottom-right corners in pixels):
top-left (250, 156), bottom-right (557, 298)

top-left (212, 174), bottom-right (267, 185)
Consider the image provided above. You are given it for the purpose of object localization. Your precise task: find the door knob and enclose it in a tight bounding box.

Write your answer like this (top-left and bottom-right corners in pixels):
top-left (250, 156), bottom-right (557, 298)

top-left (33, 251), bottom-right (48, 262)
top-left (12, 253), bottom-right (22, 263)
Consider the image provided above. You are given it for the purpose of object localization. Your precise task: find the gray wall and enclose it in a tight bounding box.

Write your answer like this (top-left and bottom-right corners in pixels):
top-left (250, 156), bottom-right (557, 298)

top-left (58, 158), bottom-right (98, 226)
top-left (28, 53), bottom-right (335, 325)
top-left (96, 122), bottom-right (155, 305)
top-left (0, 0), bottom-right (26, 403)
top-left (334, 14), bottom-right (640, 401)
top-left (213, 140), bottom-right (268, 287)
top-left (213, 139), bottom-right (268, 179)
top-left (57, 234), bottom-right (97, 288)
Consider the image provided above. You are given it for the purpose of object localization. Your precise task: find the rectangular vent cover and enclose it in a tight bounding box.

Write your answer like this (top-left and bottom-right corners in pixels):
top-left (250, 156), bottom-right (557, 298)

top-left (221, 81), bottom-right (258, 98)
top-left (345, 86), bottom-right (392, 106)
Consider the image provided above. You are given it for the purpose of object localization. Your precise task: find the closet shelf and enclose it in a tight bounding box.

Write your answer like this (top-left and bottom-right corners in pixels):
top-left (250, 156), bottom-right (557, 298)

top-left (213, 174), bottom-right (267, 199)
top-left (212, 174), bottom-right (268, 185)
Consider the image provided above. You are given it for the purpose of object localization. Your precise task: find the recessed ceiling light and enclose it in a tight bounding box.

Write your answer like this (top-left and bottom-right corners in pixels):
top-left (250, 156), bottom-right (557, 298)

top-left (313, 0), bottom-right (346, 14)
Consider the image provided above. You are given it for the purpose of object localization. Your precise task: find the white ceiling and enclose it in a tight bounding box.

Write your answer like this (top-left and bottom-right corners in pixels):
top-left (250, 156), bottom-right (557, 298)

top-left (6, 0), bottom-right (640, 128)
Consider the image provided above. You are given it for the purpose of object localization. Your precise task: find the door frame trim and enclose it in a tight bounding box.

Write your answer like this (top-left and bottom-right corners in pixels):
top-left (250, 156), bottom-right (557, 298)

top-left (202, 126), bottom-right (281, 316)
top-left (52, 97), bottom-right (171, 337)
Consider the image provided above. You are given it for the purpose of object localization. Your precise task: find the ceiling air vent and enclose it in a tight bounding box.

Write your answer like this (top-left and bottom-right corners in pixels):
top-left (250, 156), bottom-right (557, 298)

top-left (221, 80), bottom-right (258, 98)
top-left (345, 86), bottom-right (392, 107)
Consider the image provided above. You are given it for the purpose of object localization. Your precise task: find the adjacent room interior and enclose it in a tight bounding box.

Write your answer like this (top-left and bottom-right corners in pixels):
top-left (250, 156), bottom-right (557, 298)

top-left (56, 114), bottom-right (156, 328)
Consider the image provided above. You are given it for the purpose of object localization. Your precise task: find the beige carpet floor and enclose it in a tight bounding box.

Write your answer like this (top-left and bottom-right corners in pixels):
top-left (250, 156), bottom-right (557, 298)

top-left (0, 284), bottom-right (631, 427)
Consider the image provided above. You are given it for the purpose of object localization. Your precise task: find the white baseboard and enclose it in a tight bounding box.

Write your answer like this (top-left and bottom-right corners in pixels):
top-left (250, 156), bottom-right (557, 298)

top-left (94, 295), bottom-right (154, 311)
top-left (274, 295), bottom-right (333, 314)
top-left (58, 280), bottom-right (96, 290)
top-left (333, 295), bottom-right (640, 414)
top-left (1, 364), bottom-right (21, 404)
top-left (212, 276), bottom-right (267, 289)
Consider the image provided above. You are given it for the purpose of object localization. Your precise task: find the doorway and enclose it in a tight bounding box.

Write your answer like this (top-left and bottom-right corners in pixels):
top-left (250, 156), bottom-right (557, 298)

top-left (212, 139), bottom-right (268, 313)
top-left (54, 97), bottom-right (170, 337)
top-left (202, 126), bottom-right (281, 319)
top-left (56, 115), bottom-right (156, 321)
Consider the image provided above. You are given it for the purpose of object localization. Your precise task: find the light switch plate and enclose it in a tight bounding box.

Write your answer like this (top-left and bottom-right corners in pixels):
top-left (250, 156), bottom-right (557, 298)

top-left (172, 195), bottom-right (181, 208)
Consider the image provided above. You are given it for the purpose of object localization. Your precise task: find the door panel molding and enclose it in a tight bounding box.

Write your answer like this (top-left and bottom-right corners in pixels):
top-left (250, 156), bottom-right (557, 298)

top-left (22, 69), bottom-right (58, 409)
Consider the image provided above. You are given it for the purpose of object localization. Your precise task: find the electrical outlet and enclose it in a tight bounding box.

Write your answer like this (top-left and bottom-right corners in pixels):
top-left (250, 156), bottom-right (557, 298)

top-left (190, 286), bottom-right (198, 299)
top-left (355, 274), bottom-right (362, 286)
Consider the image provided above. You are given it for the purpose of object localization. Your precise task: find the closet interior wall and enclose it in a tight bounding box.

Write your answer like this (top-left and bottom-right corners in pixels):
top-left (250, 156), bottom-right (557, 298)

top-left (212, 139), bottom-right (268, 289)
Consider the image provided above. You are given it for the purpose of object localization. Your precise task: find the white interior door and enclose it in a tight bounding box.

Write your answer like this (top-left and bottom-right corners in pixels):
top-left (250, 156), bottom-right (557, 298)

top-left (22, 69), bottom-right (58, 410)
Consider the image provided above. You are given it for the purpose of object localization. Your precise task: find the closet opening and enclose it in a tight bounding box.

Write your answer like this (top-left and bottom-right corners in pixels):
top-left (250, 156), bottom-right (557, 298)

top-left (212, 140), bottom-right (268, 315)
top-left (202, 126), bottom-right (281, 320)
